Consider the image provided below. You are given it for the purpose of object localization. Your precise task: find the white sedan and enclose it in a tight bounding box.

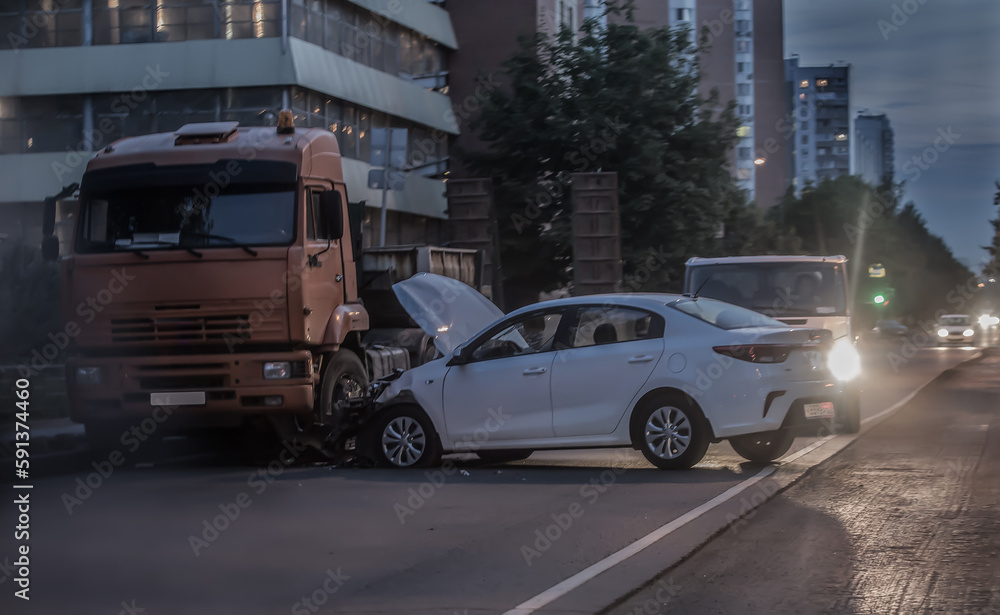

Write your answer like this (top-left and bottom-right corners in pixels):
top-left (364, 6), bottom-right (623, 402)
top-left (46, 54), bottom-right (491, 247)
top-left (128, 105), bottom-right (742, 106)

top-left (360, 274), bottom-right (859, 470)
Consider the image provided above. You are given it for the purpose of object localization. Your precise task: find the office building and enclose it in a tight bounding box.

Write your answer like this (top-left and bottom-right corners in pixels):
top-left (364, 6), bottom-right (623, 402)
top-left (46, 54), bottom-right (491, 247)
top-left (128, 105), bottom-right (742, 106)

top-left (0, 0), bottom-right (459, 246)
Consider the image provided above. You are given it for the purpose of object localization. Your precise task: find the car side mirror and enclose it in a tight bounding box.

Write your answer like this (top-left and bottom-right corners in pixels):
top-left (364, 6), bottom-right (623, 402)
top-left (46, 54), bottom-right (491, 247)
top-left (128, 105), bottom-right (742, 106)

top-left (447, 344), bottom-right (472, 366)
top-left (320, 190), bottom-right (344, 240)
top-left (41, 235), bottom-right (59, 261)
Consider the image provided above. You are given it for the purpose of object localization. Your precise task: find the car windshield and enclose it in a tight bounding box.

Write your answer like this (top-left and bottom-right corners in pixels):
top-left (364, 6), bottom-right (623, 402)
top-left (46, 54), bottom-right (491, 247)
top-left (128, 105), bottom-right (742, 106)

top-left (669, 297), bottom-right (785, 330)
top-left (687, 262), bottom-right (847, 317)
top-left (76, 184), bottom-right (296, 253)
top-left (940, 316), bottom-right (971, 326)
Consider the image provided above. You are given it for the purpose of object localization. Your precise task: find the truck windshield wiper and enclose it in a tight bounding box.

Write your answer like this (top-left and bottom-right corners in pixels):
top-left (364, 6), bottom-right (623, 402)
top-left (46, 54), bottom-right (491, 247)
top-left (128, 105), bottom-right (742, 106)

top-left (117, 240), bottom-right (202, 258)
top-left (183, 232), bottom-right (258, 257)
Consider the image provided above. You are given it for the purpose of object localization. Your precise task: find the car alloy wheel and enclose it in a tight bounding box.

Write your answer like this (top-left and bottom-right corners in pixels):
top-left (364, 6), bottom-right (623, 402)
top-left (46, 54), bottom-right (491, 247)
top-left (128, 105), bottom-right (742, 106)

top-left (644, 406), bottom-right (692, 459)
top-left (381, 416), bottom-right (428, 467)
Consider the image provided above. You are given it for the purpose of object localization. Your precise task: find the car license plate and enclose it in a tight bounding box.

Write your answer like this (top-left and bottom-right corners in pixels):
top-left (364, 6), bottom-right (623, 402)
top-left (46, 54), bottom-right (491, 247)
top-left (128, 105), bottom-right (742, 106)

top-left (804, 401), bottom-right (835, 419)
top-left (150, 391), bottom-right (206, 406)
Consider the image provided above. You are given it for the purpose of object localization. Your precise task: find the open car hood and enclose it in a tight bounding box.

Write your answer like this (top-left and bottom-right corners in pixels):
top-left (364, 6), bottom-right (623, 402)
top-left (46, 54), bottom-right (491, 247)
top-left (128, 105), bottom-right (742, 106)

top-left (392, 273), bottom-right (504, 354)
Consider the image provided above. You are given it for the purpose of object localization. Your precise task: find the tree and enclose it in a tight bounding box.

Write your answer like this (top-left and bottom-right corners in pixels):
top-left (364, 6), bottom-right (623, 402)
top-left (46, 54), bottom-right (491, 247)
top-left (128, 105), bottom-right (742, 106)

top-left (985, 181), bottom-right (1000, 270)
top-left (462, 1), bottom-right (745, 305)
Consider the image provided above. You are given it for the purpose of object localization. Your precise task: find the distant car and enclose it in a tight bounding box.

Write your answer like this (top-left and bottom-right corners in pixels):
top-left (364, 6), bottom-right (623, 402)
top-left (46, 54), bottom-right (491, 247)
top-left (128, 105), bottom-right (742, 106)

top-left (358, 274), bottom-right (861, 470)
top-left (936, 314), bottom-right (976, 346)
top-left (872, 319), bottom-right (908, 338)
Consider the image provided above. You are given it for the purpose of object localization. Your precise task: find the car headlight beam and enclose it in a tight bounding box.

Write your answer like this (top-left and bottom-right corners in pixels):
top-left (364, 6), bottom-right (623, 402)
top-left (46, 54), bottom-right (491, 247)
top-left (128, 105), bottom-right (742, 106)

top-left (828, 338), bottom-right (861, 382)
top-left (937, 328), bottom-right (948, 338)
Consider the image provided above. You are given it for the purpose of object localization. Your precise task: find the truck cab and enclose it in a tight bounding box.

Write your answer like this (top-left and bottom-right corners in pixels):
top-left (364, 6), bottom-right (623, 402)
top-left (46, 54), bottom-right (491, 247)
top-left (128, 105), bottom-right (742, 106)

top-left (44, 115), bottom-right (431, 452)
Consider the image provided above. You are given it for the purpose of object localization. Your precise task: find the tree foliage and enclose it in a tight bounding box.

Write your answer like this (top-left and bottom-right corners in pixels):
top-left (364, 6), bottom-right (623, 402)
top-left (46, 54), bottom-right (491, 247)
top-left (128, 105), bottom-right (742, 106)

top-left (463, 1), bottom-right (746, 305)
top-left (768, 176), bottom-right (973, 323)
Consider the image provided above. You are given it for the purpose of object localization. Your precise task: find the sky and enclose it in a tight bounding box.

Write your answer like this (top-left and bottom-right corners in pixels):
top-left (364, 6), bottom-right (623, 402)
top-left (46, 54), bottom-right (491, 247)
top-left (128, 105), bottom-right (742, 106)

top-left (783, 0), bottom-right (1000, 270)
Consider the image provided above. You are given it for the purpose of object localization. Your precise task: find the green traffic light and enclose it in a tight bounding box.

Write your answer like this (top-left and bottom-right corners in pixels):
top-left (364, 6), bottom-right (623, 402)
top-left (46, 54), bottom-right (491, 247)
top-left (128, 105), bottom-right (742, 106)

top-left (873, 294), bottom-right (885, 304)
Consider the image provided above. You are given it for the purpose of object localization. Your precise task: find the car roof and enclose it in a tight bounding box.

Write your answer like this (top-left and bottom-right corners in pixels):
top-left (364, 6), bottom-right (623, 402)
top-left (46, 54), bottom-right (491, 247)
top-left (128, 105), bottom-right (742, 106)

top-left (505, 293), bottom-right (685, 317)
top-left (686, 255), bottom-right (847, 265)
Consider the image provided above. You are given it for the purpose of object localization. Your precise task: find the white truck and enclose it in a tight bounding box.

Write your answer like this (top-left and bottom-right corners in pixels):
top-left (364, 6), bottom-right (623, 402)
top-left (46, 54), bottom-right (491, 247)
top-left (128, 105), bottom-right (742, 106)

top-left (684, 255), bottom-right (862, 433)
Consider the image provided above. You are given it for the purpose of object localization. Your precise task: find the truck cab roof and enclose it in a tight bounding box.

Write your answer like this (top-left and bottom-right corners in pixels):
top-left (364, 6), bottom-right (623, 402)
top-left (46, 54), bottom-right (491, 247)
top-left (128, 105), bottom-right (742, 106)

top-left (686, 255), bottom-right (848, 266)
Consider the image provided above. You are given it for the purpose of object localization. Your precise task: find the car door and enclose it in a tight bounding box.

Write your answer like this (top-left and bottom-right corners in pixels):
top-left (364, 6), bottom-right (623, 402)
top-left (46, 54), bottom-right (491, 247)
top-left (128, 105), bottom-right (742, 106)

top-left (442, 308), bottom-right (566, 444)
top-left (551, 305), bottom-right (665, 437)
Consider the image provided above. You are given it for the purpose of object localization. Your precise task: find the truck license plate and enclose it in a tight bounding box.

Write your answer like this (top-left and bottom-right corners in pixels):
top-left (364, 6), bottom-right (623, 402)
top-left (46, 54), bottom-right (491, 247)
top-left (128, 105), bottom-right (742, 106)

top-left (150, 391), bottom-right (206, 407)
top-left (804, 401), bottom-right (835, 419)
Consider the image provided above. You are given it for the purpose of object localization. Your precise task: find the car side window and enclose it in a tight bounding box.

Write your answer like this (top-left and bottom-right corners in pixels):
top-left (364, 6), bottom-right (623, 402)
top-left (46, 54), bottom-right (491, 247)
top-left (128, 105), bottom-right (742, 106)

top-left (569, 306), bottom-right (662, 348)
top-left (470, 311), bottom-right (564, 362)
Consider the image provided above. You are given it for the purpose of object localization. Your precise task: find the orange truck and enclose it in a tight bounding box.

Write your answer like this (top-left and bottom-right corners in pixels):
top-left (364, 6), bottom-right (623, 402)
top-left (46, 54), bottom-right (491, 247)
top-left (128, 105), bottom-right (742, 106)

top-left (41, 113), bottom-right (478, 453)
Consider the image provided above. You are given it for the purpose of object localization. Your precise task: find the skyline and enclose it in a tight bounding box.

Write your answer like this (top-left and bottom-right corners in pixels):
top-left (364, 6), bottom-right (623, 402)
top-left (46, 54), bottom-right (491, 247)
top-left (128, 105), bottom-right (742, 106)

top-left (784, 0), bottom-right (1000, 271)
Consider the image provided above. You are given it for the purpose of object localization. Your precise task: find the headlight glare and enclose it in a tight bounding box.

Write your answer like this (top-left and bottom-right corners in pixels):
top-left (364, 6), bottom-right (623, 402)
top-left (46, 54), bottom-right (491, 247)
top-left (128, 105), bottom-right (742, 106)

top-left (263, 361), bottom-right (292, 379)
top-left (937, 328), bottom-right (948, 337)
top-left (963, 329), bottom-right (975, 337)
top-left (827, 339), bottom-right (861, 382)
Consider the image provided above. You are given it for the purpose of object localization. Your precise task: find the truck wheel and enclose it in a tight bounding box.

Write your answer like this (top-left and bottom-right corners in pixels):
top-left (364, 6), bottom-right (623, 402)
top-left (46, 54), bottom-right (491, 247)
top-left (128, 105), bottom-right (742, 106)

top-left (729, 429), bottom-right (795, 463)
top-left (318, 351), bottom-right (368, 431)
top-left (835, 386), bottom-right (862, 434)
top-left (476, 449), bottom-right (533, 464)
top-left (372, 406), bottom-right (441, 468)
top-left (631, 393), bottom-right (711, 470)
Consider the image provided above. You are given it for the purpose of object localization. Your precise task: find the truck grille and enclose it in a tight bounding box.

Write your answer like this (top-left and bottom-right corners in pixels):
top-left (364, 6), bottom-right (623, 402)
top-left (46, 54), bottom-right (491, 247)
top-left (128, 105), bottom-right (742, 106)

top-left (110, 314), bottom-right (250, 343)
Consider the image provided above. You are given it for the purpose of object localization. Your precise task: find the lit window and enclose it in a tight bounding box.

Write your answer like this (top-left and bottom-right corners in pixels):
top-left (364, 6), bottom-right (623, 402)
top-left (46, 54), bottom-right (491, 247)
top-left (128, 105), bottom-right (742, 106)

top-left (737, 126), bottom-right (751, 138)
top-left (816, 79), bottom-right (829, 87)
top-left (737, 168), bottom-right (752, 180)
top-left (799, 93), bottom-right (806, 100)
top-left (835, 133), bottom-right (847, 141)
top-left (799, 80), bottom-right (809, 88)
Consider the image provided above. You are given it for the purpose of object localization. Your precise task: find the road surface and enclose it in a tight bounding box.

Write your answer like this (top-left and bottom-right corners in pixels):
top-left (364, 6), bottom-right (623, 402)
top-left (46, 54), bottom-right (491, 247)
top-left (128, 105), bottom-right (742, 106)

top-left (0, 343), bottom-right (981, 614)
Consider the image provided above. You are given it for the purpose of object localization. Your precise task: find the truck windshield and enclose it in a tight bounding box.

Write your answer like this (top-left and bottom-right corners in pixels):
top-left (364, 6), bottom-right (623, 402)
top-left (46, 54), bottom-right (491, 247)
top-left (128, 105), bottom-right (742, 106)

top-left (688, 262), bottom-right (847, 317)
top-left (77, 184), bottom-right (296, 253)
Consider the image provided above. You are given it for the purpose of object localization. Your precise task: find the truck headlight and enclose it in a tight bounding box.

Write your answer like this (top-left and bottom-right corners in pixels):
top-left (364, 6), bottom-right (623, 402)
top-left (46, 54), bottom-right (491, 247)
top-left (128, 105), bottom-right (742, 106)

top-left (828, 338), bottom-right (861, 382)
top-left (937, 328), bottom-right (948, 337)
top-left (963, 329), bottom-right (974, 337)
top-left (75, 366), bottom-right (103, 385)
top-left (263, 362), bottom-right (291, 379)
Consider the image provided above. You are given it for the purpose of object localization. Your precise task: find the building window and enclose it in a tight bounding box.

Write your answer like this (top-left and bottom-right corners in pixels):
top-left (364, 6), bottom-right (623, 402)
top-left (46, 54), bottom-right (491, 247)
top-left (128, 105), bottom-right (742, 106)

top-left (801, 135), bottom-right (808, 144)
top-left (675, 8), bottom-right (692, 21)
top-left (816, 78), bottom-right (829, 87)
top-left (736, 168), bottom-right (752, 180)
top-left (737, 83), bottom-right (750, 96)
top-left (735, 20), bottom-right (750, 36)
top-left (737, 62), bottom-right (746, 73)
top-left (1, 0), bottom-right (83, 49)
top-left (558, 0), bottom-right (575, 29)
top-left (737, 125), bottom-right (751, 138)
top-left (800, 121), bottom-right (808, 130)
top-left (738, 147), bottom-right (752, 161)
top-left (736, 40), bottom-right (750, 52)
top-left (799, 80), bottom-right (810, 88)
top-left (835, 133), bottom-right (848, 141)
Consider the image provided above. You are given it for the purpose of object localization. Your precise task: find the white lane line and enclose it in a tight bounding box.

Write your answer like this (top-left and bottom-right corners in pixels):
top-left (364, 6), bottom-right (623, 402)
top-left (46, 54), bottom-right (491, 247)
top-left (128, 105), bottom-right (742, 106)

top-left (503, 465), bottom-right (777, 615)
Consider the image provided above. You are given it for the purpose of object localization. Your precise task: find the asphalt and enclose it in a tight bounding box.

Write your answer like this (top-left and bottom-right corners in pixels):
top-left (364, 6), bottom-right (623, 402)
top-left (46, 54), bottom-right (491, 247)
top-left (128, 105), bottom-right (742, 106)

top-left (604, 349), bottom-right (1000, 615)
top-left (0, 344), bottom-right (982, 614)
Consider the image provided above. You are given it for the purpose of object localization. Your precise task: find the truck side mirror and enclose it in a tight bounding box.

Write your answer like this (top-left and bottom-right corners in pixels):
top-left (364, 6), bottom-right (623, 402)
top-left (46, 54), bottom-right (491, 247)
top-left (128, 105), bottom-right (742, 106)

top-left (42, 235), bottom-right (60, 261)
top-left (320, 191), bottom-right (343, 240)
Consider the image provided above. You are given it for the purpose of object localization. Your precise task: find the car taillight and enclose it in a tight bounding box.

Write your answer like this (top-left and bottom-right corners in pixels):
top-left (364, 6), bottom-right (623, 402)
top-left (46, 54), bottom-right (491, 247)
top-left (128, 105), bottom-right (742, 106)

top-left (713, 344), bottom-right (793, 363)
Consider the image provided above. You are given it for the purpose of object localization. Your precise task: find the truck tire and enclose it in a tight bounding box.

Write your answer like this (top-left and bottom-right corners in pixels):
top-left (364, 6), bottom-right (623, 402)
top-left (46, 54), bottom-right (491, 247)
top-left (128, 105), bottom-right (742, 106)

top-left (318, 351), bottom-right (368, 431)
top-left (729, 429), bottom-right (795, 463)
top-left (835, 386), bottom-right (862, 434)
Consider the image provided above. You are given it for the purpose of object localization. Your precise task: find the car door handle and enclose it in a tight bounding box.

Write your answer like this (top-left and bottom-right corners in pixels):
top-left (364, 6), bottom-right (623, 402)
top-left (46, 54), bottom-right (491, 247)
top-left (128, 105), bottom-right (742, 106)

top-left (628, 355), bottom-right (655, 364)
top-left (522, 367), bottom-right (548, 375)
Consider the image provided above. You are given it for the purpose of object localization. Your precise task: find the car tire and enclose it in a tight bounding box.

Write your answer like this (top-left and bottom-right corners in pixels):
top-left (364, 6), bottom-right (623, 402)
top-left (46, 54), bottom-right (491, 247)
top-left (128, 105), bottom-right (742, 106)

top-left (371, 406), bottom-right (442, 468)
top-left (631, 394), bottom-right (711, 470)
top-left (476, 449), bottom-right (533, 464)
top-left (729, 429), bottom-right (795, 463)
